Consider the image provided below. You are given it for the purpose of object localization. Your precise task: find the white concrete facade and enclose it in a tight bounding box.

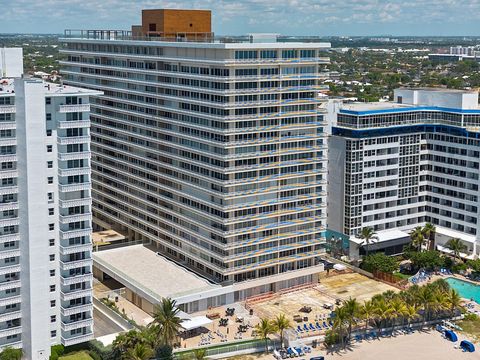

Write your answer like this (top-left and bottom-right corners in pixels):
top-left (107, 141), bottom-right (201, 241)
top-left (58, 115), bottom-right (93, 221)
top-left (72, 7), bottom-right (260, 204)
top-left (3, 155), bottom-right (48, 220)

top-left (328, 88), bottom-right (480, 258)
top-left (0, 77), bottom-right (100, 359)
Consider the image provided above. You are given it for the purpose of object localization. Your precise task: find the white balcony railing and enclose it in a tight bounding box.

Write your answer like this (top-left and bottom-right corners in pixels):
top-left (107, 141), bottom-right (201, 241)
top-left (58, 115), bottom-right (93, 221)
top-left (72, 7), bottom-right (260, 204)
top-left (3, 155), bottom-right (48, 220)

top-left (60, 228), bottom-right (92, 240)
top-left (58, 104), bottom-right (91, 113)
top-left (59, 198), bottom-right (91, 209)
top-left (57, 120), bottom-right (90, 129)
top-left (60, 259), bottom-right (92, 271)
top-left (57, 136), bottom-right (90, 145)
top-left (59, 213), bottom-right (92, 225)
top-left (61, 289), bottom-right (92, 302)
top-left (60, 243), bottom-right (92, 256)
top-left (0, 326), bottom-right (22, 338)
top-left (61, 332), bottom-right (94, 347)
top-left (0, 280), bottom-right (20, 292)
top-left (58, 151), bottom-right (91, 161)
top-left (61, 273), bottom-right (92, 286)
top-left (61, 318), bottom-right (93, 332)
top-left (61, 303), bottom-right (92, 317)
top-left (59, 182), bottom-right (91, 193)
top-left (0, 105), bottom-right (16, 114)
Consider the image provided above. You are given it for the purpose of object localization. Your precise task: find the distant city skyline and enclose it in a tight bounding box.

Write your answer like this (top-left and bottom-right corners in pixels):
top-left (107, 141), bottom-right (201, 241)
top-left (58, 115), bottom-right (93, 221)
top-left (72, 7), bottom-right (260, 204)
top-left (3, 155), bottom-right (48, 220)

top-left (1, 0), bottom-right (480, 36)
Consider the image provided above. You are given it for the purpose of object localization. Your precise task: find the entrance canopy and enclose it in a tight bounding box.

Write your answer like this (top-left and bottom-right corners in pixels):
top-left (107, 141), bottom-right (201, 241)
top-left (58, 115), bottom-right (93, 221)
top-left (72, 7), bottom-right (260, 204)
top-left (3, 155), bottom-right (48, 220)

top-left (180, 316), bottom-right (212, 331)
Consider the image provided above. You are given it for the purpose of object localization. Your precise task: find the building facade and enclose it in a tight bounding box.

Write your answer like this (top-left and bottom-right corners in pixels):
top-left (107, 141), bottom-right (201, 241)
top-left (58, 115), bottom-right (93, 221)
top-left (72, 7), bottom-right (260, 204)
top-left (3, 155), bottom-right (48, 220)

top-left (329, 88), bottom-right (480, 256)
top-left (0, 75), bottom-right (100, 359)
top-left (60, 23), bottom-right (330, 287)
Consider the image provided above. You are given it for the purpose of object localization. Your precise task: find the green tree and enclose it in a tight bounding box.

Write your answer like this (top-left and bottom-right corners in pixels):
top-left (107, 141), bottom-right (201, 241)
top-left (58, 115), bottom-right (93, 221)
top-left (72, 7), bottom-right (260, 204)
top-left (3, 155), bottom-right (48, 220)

top-left (152, 298), bottom-right (183, 347)
top-left (446, 238), bottom-right (467, 263)
top-left (343, 298), bottom-right (361, 342)
top-left (360, 300), bottom-right (376, 336)
top-left (445, 289), bottom-right (462, 316)
top-left (124, 342), bottom-right (154, 360)
top-left (373, 299), bottom-right (393, 334)
top-left (410, 226), bottom-right (426, 252)
top-left (255, 318), bottom-right (275, 353)
top-left (407, 250), bottom-right (444, 271)
top-left (422, 223), bottom-right (436, 251)
top-left (361, 253), bottom-right (398, 273)
top-left (332, 306), bottom-right (348, 348)
top-left (192, 348), bottom-right (206, 360)
top-left (271, 314), bottom-right (291, 347)
top-left (356, 227), bottom-right (378, 257)
top-left (0, 348), bottom-right (22, 360)
top-left (389, 298), bottom-right (406, 332)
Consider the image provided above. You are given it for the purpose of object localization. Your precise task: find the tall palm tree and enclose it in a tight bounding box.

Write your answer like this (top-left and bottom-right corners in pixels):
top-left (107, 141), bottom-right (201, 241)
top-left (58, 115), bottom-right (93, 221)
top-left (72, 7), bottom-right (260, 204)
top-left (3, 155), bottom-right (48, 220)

top-left (332, 306), bottom-right (348, 348)
top-left (124, 342), bottom-right (154, 360)
top-left (446, 289), bottom-right (462, 317)
top-left (446, 238), bottom-right (467, 263)
top-left (271, 313), bottom-right (291, 347)
top-left (356, 227), bottom-right (378, 257)
top-left (360, 300), bottom-right (376, 336)
top-left (389, 298), bottom-right (407, 333)
top-left (192, 348), bottom-right (207, 360)
top-left (404, 304), bottom-right (420, 329)
top-left (152, 298), bottom-right (183, 347)
top-left (416, 286), bottom-right (434, 322)
top-left (423, 223), bottom-right (436, 251)
top-left (373, 299), bottom-right (393, 335)
top-left (343, 298), bottom-right (361, 342)
top-left (255, 318), bottom-right (275, 353)
top-left (410, 226), bottom-right (426, 252)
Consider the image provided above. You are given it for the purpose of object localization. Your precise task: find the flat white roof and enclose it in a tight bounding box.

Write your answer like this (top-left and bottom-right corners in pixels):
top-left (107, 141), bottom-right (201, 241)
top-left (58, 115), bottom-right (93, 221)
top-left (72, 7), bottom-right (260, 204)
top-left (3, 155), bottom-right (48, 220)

top-left (350, 229), bottom-right (409, 245)
top-left (341, 101), bottom-right (411, 112)
top-left (0, 78), bottom-right (102, 96)
top-left (435, 226), bottom-right (477, 244)
top-left (93, 245), bottom-right (219, 302)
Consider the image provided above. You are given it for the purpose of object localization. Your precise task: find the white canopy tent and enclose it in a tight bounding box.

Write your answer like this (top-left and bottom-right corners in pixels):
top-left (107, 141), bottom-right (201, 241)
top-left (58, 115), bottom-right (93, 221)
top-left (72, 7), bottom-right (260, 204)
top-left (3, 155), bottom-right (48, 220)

top-left (333, 263), bottom-right (347, 271)
top-left (180, 316), bottom-right (213, 331)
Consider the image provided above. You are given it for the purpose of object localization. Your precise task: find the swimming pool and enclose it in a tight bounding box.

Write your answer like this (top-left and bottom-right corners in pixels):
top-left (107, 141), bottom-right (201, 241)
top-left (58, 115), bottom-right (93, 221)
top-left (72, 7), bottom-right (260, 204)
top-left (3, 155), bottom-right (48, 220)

top-left (445, 277), bottom-right (480, 303)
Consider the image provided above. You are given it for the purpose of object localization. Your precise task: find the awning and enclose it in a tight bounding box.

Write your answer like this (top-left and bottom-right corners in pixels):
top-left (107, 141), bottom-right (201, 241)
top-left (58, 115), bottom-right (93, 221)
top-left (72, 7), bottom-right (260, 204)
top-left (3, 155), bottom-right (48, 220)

top-left (180, 316), bottom-right (212, 331)
top-left (460, 340), bottom-right (475, 352)
top-left (444, 330), bottom-right (458, 342)
top-left (333, 263), bottom-right (347, 271)
top-left (436, 245), bottom-right (476, 260)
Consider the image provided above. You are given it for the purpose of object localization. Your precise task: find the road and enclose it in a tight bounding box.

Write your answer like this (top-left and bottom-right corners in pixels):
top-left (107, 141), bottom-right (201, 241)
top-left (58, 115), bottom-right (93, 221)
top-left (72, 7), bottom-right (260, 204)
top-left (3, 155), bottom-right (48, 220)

top-left (93, 306), bottom-right (124, 338)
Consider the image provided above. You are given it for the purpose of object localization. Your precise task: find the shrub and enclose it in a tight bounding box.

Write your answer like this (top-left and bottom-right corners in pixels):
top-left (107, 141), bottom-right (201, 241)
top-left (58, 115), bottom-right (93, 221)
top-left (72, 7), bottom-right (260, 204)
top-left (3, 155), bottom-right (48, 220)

top-left (324, 329), bottom-right (340, 346)
top-left (463, 313), bottom-right (479, 321)
top-left (361, 253), bottom-right (398, 273)
top-left (50, 344), bottom-right (65, 360)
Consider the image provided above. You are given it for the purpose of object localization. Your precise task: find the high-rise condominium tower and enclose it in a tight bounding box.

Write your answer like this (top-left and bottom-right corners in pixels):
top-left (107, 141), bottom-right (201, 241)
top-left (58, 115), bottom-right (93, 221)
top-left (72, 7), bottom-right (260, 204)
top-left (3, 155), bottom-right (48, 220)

top-left (60, 10), bottom-right (331, 286)
top-left (0, 56), bottom-right (100, 359)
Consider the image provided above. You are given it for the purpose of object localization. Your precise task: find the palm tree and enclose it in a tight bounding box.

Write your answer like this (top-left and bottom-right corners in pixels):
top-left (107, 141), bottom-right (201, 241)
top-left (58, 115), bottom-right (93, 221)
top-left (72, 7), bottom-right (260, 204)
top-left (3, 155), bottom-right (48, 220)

top-left (404, 304), bottom-right (420, 329)
top-left (124, 342), bottom-right (154, 360)
top-left (271, 313), bottom-right (291, 347)
top-left (356, 227), bottom-right (378, 257)
top-left (360, 300), bottom-right (376, 336)
top-left (152, 298), bottom-right (183, 347)
top-left (389, 298), bottom-right (406, 333)
top-left (410, 226), bottom-right (426, 252)
top-left (446, 289), bottom-right (462, 317)
top-left (332, 306), bottom-right (348, 348)
top-left (416, 286), bottom-right (434, 322)
top-left (255, 318), bottom-right (275, 353)
top-left (423, 223), bottom-right (436, 251)
top-left (446, 238), bottom-right (467, 263)
top-left (373, 299), bottom-right (393, 335)
top-left (113, 330), bottom-right (144, 355)
top-left (343, 298), bottom-right (361, 342)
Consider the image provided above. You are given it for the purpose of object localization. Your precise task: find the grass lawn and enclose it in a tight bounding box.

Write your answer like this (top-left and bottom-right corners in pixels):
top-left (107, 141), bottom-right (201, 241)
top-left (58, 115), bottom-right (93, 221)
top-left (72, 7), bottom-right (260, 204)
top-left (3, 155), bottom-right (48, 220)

top-left (59, 351), bottom-right (93, 360)
top-left (458, 316), bottom-right (480, 342)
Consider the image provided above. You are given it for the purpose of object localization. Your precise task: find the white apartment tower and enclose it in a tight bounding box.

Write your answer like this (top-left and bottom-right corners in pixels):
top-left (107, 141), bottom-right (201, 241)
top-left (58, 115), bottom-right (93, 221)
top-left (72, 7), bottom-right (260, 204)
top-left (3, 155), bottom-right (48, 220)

top-left (329, 88), bottom-right (480, 257)
top-left (0, 57), bottom-right (100, 358)
top-left (60, 10), bottom-right (331, 287)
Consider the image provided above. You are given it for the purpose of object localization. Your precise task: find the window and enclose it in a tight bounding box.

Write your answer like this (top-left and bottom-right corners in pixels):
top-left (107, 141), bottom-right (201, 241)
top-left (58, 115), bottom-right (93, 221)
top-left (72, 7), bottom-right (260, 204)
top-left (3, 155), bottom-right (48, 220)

top-left (48, 177), bottom-right (53, 185)
top-left (235, 50), bottom-right (257, 60)
top-left (260, 50), bottom-right (277, 59)
top-left (49, 239), bottom-right (55, 246)
top-left (50, 269), bottom-right (55, 277)
top-left (46, 98), bottom-right (51, 105)
top-left (50, 285), bottom-right (55, 292)
top-left (50, 330), bottom-right (56, 338)
top-left (50, 315), bottom-right (56, 323)
top-left (49, 254), bottom-right (55, 261)
top-left (50, 300), bottom-right (56, 307)
top-left (46, 113), bottom-right (52, 121)
top-left (48, 208), bottom-right (54, 215)
top-left (48, 223), bottom-right (54, 231)
top-left (149, 23), bottom-right (156, 31)
top-left (47, 145), bottom-right (53, 153)
top-left (47, 161), bottom-right (53, 169)
top-left (46, 130), bottom-right (52, 136)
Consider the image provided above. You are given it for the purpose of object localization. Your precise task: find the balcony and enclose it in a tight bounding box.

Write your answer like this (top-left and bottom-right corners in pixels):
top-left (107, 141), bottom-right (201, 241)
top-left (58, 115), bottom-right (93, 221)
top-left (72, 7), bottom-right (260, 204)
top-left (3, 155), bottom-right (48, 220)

top-left (59, 182), bottom-right (91, 193)
top-left (61, 332), bottom-right (94, 347)
top-left (0, 326), bottom-right (22, 339)
top-left (0, 218), bottom-right (19, 228)
top-left (60, 243), bottom-right (92, 256)
top-left (0, 249), bottom-right (20, 260)
top-left (58, 151), bottom-right (91, 161)
top-left (60, 228), bottom-right (92, 240)
top-left (0, 154), bottom-right (17, 162)
top-left (59, 198), bottom-right (91, 209)
top-left (58, 167), bottom-right (91, 177)
top-left (0, 280), bottom-right (20, 292)
top-left (61, 288), bottom-right (92, 302)
top-left (61, 303), bottom-right (92, 317)
top-left (0, 295), bottom-right (20, 307)
top-left (61, 273), bottom-right (92, 286)
top-left (57, 136), bottom-right (90, 145)
top-left (58, 104), bottom-right (91, 113)
top-left (0, 310), bottom-right (21, 323)
top-left (60, 258), bottom-right (92, 271)
top-left (0, 106), bottom-right (16, 114)
top-left (0, 265), bottom-right (21, 276)
top-left (59, 213), bottom-right (93, 225)
top-left (61, 317), bottom-right (93, 332)
top-left (57, 120), bottom-right (90, 129)
top-left (0, 202), bottom-right (18, 212)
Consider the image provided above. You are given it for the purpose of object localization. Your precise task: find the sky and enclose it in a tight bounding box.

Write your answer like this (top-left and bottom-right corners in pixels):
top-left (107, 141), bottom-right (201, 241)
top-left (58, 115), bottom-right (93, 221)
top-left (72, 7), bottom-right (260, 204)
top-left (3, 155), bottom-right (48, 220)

top-left (1, 0), bottom-right (480, 36)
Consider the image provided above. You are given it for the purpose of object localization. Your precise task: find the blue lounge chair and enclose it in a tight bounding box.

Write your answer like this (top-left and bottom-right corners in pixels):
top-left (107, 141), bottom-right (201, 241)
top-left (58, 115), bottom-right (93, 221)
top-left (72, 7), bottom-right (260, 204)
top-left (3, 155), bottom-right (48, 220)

top-left (303, 323), bottom-right (309, 332)
top-left (295, 347), bottom-right (304, 356)
top-left (355, 334), bottom-right (363, 342)
top-left (309, 323), bottom-right (315, 331)
top-left (296, 325), bottom-right (303, 333)
top-left (323, 321), bottom-right (329, 329)
top-left (328, 320), bottom-right (333, 327)
top-left (287, 347), bottom-right (294, 357)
